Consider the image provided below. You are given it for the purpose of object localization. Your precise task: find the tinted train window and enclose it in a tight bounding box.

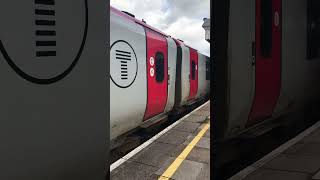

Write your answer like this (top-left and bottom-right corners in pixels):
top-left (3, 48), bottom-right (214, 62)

top-left (155, 52), bottom-right (165, 82)
top-left (307, 0), bottom-right (320, 59)
top-left (191, 61), bottom-right (196, 80)
top-left (206, 61), bottom-right (210, 80)
top-left (260, 0), bottom-right (273, 57)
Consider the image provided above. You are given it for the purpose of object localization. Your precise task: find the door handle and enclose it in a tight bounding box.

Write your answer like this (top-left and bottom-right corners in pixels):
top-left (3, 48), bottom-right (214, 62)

top-left (251, 41), bottom-right (256, 66)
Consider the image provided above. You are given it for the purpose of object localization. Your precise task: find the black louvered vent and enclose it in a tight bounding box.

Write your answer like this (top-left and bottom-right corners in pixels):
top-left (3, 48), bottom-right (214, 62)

top-left (35, 0), bottom-right (56, 57)
top-left (116, 50), bottom-right (131, 80)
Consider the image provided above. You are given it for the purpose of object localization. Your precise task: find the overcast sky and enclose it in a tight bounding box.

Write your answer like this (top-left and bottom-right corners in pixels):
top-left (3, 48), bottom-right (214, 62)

top-left (110, 0), bottom-right (210, 56)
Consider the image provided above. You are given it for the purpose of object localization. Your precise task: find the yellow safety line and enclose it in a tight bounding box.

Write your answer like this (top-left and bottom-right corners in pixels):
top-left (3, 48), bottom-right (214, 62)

top-left (158, 120), bottom-right (210, 180)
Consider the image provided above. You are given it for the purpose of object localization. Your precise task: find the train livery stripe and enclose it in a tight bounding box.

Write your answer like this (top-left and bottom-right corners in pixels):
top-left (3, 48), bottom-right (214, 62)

top-left (188, 47), bottom-right (199, 101)
top-left (247, 0), bottom-right (282, 126)
top-left (143, 29), bottom-right (168, 121)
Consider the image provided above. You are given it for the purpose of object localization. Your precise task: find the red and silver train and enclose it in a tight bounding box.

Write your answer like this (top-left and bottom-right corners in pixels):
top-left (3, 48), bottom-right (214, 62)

top-left (214, 0), bottom-right (320, 143)
top-left (110, 7), bottom-right (210, 148)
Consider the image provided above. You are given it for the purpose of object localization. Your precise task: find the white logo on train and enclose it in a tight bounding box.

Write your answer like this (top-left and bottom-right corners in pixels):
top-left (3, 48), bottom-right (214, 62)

top-left (0, 0), bottom-right (88, 84)
top-left (110, 40), bottom-right (138, 88)
top-left (150, 68), bottom-right (154, 77)
top-left (150, 57), bottom-right (154, 66)
top-left (149, 56), bottom-right (155, 77)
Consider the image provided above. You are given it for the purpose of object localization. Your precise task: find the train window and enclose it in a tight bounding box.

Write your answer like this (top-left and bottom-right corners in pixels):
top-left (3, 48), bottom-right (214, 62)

top-left (206, 61), bottom-right (210, 80)
top-left (307, 0), bottom-right (320, 59)
top-left (260, 0), bottom-right (273, 57)
top-left (155, 52), bottom-right (165, 82)
top-left (191, 61), bottom-right (196, 80)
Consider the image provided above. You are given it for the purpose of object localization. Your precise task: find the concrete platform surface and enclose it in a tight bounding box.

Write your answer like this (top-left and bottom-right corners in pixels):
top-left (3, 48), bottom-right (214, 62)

top-left (110, 101), bottom-right (210, 180)
top-left (230, 120), bottom-right (320, 180)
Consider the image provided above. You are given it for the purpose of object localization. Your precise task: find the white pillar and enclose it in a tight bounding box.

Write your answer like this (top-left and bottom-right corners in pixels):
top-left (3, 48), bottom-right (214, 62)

top-left (202, 18), bottom-right (210, 42)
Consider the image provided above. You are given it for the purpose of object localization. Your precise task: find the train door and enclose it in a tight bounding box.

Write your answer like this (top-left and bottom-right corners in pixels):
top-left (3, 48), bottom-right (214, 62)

top-left (143, 29), bottom-right (168, 120)
top-left (164, 38), bottom-right (177, 113)
top-left (188, 48), bottom-right (198, 101)
top-left (248, 0), bottom-right (282, 125)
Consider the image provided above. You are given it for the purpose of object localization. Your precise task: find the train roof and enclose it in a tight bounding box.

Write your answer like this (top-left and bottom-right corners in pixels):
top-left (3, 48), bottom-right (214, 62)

top-left (110, 6), bottom-right (210, 58)
top-left (110, 6), bottom-right (169, 37)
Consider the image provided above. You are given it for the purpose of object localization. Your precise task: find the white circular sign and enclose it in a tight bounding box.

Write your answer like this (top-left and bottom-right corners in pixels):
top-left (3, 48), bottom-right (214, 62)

top-left (0, 0), bottom-right (88, 84)
top-left (150, 57), bottom-right (154, 66)
top-left (150, 68), bottom-right (154, 77)
top-left (110, 40), bottom-right (138, 88)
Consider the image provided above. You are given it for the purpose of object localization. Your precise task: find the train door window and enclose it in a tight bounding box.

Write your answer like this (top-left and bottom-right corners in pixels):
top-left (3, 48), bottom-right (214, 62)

top-left (206, 61), bottom-right (210, 80)
top-left (260, 0), bottom-right (273, 57)
top-left (307, 0), bottom-right (320, 60)
top-left (155, 51), bottom-right (165, 82)
top-left (191, 61), bottom-right (196, 80)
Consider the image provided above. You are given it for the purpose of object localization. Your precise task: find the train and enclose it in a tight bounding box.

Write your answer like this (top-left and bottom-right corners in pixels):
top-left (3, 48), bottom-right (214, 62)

top-left (213, 0), bottom-right (320, 164)
top-left (110, 6), bottom-right (210, 149)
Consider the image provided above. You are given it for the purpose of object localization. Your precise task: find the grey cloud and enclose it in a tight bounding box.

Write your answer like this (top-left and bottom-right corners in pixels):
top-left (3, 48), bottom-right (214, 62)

top-left (164, 0), bottom-right (209, 24)
top-left (111, 0), bottom-right (210, 56)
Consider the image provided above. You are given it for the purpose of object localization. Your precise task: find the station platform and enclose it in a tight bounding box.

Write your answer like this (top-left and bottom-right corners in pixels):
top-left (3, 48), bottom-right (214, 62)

top-left (230, 120), bottom-right (320, 180)
top-left (110, 101), bottom-right (210, 180)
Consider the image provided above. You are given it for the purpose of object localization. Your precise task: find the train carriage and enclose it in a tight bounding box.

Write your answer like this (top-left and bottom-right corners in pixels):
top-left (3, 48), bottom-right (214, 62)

top-left (214, 0), bottom-right (320, 141)
top-left (110, 6), bottom-right (210, 148)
